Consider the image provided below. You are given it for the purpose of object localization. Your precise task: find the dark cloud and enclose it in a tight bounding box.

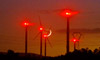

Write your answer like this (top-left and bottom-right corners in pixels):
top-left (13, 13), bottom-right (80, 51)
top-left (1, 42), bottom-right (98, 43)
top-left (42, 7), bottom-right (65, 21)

top-left (56, 28), bottom-right (100, 34)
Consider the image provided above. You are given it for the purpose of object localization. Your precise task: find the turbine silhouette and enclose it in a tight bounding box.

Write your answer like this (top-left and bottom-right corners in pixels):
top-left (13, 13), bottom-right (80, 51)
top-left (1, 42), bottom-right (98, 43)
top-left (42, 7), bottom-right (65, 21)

top-left (33, 15), bottom-right (52, 56)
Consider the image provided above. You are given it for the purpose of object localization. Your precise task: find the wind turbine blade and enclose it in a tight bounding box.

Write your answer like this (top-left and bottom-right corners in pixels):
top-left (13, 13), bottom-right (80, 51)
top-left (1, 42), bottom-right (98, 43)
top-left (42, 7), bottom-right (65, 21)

top-left (47, 38), bottom-right (53, 48)
top-left (33, 32), bottom-right (40, 40)
top-left (38, 15), bottom-right (42, 26)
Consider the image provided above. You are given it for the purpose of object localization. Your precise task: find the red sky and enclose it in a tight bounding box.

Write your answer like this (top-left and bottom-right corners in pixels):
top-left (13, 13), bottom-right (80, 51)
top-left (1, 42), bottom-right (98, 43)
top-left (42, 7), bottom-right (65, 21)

top-left (0, 0), bottom-right (100, 56)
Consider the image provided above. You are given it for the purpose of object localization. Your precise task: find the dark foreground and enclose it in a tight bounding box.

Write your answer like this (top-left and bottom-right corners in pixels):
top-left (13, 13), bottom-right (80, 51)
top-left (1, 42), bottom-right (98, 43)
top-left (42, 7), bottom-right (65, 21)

top-left (0, 48), bottom-right (100, 60)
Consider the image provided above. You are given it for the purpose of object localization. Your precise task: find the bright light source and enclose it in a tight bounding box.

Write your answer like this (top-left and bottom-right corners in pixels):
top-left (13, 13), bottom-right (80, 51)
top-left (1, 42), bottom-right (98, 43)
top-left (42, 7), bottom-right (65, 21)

top-left (60, 9), bottom-right (79, 17)
top-left (66, 12), bottom-right (71, 16)
top-left (39, 27), bottom-right (44, 31)
top-left (73, 39), bottom-right (76, 42)
top-left (23, 22), bottom-right (30, 27)
top-left (22, 21), bottom-right (34, 27)
top-left (24, 22), bottom-right (29, 26)
top-left (72, 38), bottom-right (79, 43)
top-left (22, 21), bottom-right (31, 27)
top-left (43, 34), bottom-right (48, 38)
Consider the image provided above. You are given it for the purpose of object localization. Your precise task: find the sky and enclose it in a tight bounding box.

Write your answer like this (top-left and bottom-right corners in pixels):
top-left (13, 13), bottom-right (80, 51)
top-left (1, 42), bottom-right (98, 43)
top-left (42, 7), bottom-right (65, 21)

top-left (0, 0), bottom-right (100, 56)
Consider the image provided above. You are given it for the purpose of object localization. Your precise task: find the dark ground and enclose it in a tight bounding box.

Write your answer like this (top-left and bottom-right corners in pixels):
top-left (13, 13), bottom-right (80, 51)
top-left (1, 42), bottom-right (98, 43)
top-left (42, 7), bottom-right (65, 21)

top-left (0, 48), bottom-right (100, 60)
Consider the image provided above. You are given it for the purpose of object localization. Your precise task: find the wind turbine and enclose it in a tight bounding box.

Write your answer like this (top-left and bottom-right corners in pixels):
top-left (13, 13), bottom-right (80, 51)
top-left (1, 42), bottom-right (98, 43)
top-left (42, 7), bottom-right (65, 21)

top-left (33, 16), bottom-right (52, 56)
top-left (43, 29), bottom-right (52, 57)
top-left (38, 15), bottom-right (44, 56)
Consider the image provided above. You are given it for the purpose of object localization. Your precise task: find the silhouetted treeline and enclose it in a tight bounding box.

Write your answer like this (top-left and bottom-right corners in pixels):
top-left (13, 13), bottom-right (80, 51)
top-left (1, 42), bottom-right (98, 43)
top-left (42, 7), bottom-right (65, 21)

top-left (54, 48), bottom-right (100, 60)
top-left (1, 48), bottom-right (100, 60)
top-left (0, 50), bottom-right (44, 60)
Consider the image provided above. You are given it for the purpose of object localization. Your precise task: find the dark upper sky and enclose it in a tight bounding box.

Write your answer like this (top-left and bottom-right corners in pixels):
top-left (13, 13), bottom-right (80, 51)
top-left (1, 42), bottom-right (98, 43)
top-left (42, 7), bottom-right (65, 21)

top-left (0, 0), bottom-right (100, 56)
top-left (0, 0), bottom-right (100, 30)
